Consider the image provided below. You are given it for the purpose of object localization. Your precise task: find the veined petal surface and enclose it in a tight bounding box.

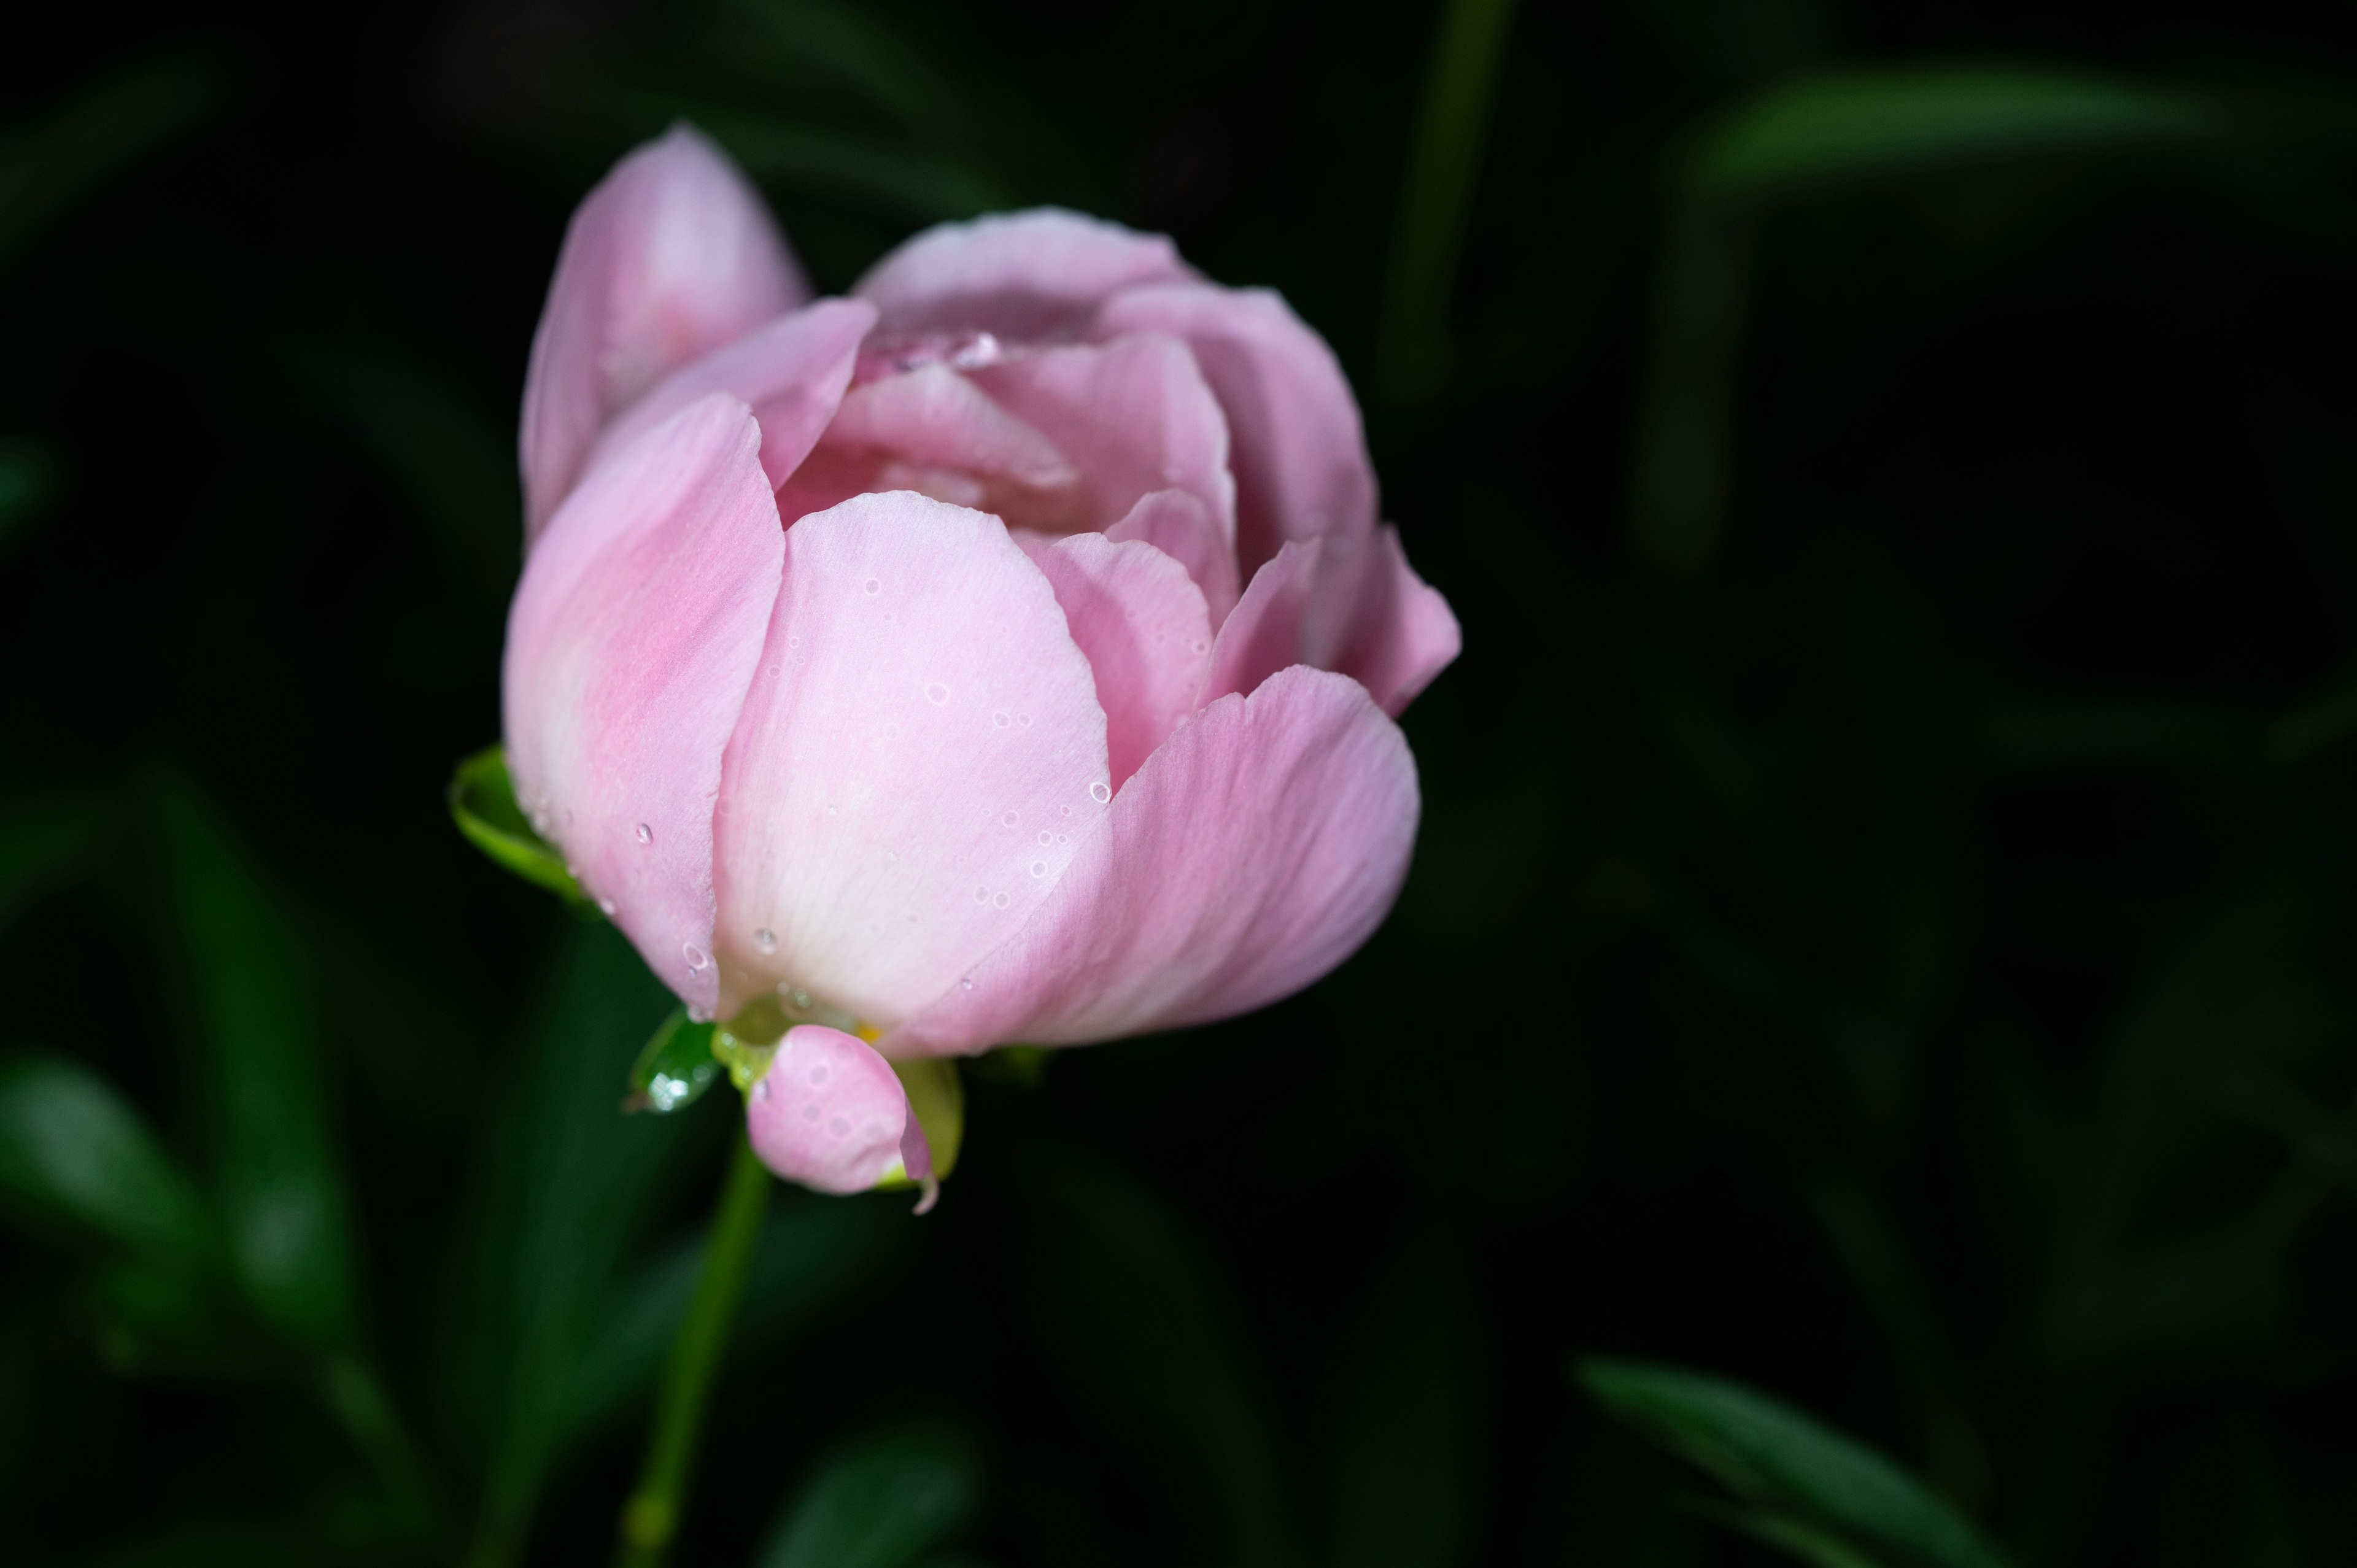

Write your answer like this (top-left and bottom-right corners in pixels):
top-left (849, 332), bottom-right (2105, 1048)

top-left (854, 207), bottom-right (1194, 338)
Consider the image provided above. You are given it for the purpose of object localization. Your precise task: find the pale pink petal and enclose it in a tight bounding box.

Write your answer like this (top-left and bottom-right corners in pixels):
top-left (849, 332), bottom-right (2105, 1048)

top-left (966, 335), bottom-right (1236, 538)
top-left (712, 492), bottom-right (1112, 1027)
top-left (1106, 488), bottom-right (1241, 628)
top-left (746, 1026), bottom-right (928, 1194)
top-left (503, 395), bottom-right (781, 1018)
top-left (1092, 282), bottom-right (1374, 579)
top-left (854, 209), bottom-right (1194, 338)
top-left (884, 666), bottom-right (1419, 1054)
top-left (1201, 539), bottom-right (1322, 705)
top-left (1023, 532), bottom-right (1213, 788)
top-left (521, 126), bottom-right (808, 541)
top-left (582, 298), bottom-right (875, 492)
top-left (1339, 525), bottom-right (1461, 716)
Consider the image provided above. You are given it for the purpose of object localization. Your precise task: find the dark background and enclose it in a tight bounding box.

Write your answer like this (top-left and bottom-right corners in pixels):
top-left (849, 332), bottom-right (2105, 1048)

top-left (6, 1), bottom-right (2357, 1564)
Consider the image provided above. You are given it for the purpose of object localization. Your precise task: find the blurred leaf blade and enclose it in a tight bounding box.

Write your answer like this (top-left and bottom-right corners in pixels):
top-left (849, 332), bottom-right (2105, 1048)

top-left (149, 773), bottom-right (360, 1351)
top-left (1576, 1357), bottom-right (2014, 1568)
top-left (0, 1051), bottom-right (218, 1264)
top-left (758, 1421), bottom-right (980, 1568)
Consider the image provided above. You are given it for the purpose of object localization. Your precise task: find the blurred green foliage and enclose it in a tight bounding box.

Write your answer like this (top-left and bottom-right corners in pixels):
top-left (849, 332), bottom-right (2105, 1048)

top-left (7, 0), bottom-right (2357, 1565)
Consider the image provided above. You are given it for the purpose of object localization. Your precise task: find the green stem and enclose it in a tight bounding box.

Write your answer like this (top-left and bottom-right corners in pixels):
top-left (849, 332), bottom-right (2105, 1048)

top-left (614, 1131), bottom-right (772, 1568)
top-left (1377, 0), bottom-right (1522, 399)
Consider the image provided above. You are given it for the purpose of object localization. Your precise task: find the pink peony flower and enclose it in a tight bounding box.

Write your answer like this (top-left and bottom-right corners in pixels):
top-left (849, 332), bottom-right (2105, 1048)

top-left (502, 126), bottom-right (1459, 1194)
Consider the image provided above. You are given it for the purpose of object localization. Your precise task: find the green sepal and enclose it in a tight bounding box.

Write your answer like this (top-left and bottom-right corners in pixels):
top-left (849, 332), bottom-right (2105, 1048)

top-left (624, 1008), bottom-right (722, 1114)
top-left (447, 745), bottom-right (590, 908)
top-left (969, 1043), bottom-right (1050, 1087)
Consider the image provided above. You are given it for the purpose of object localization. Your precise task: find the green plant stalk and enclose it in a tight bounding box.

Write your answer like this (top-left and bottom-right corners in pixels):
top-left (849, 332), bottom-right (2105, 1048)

top-left (1377, 0), bottom-right (1521, 399)
top-left (614, 1132), bottom-right (773, 1568)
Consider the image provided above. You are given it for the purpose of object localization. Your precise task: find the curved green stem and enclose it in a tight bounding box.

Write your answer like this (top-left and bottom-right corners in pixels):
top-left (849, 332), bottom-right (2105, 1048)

top-left (614, 1131), bottom-right (772, 1568)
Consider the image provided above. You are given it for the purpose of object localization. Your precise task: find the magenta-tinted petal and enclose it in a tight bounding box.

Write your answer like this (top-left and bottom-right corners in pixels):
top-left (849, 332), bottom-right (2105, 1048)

top-left (1339, 525), bottom-right (1461, 716)
top-left (520, 126), bottom-right (808, 541)
top-left (746, 1027), bottom-right (918, 1194)
top-left (1092, 282), bottom-right (1374, 579)
top-left (854, 209), bottom-right (1194, 338)
top-left (966, 335), bottom-right (1236, 538)
top-left (583, 298), bottom-right (874, 493)
top-left (712, 492), bottom-right (1111, 1026)
top-left (884, 666), bottom-right (1418, 1054)
top-left (1106, 488), bottom-right (1241, 628)
top-left (503, 395), bottom-right (782, 1018)
top-left (1201, 539), bottom-right (1320, 704)
top-left (1024, 532), bottom-right (1213, 787)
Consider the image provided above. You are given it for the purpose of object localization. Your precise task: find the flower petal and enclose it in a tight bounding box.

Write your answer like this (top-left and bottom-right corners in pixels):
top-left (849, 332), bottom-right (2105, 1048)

top-left (746, 1026), bottom-right (927, 1194)
top-left (712, 492), bottom-right (1112, 1026)
top-left (1105, 487), bottom-right (1241, 628)
top-left (1339, 525), bottom-right (1461, 716)
top-left (884, 666), bottom-right (1418, 1055)
top-left (1201, 538), bottom-right (1322, 705)
top-left (521, 125), bottom-right (809, 541)
top-left (965, 334), bottom-right (1236, 539)
top-left (503, 395), bottom-right (782, 1019)
top-left (854, 208), bottom-right (1194, 338)
top-left (1020, 531), bottom-right (1213, 788)
top-left (583, 298), bottom-right (875, 493)
top-left (1091, 282), bottom-right (1374, 579)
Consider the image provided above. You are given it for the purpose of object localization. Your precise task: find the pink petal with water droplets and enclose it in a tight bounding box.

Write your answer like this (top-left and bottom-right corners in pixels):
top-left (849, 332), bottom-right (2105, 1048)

top-left (854, 208), bottom-right (1194, 338)
top-left (1023, 531), bottom-right (1213, 788)
top-left (884, 666), bottom-right (1418, 1054)
top-left (1339, 525), bottom-right (1461, 716)
top-left (713, 492), bottom-right (1110, 1025)
top-left (965, 334), bottom-right (1236, 538)
top-left (745, 1026), bottom-right (926, 1194)
top-left (1091, 282), bottom-right (1373, 579)
top-left (520, 126), bottom-right (808, 541)
top-left (503, 395), bottom-right (782, 1019)
top-left (583, 298), bottom-right (874, 492)
top-left (1106, 488), bottom-right (1241, 628)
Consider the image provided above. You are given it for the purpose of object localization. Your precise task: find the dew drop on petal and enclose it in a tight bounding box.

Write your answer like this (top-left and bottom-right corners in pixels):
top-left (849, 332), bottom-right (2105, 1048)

top-left (1089, 782), bottom-right (1112, 803)
top-left (864, 578), bottom-right (880, 595)
top-left (1002, 810), bottom-right (1018, 826)
top-left (826, 804), bottom-right (838, 817)
top-left (994, 892), bottom-right (1011, 908)
top-left (801, 1103), bottom-right (820, 1122)
top-left (960, 977), bottom-right (974, 991)
top-left (994, 711), bottom-right (1010, 727)
top-left (1038, 830), bottom-right (1052, 844)
top-left (598, 898), bottom-right (617, 916)
top-left (753, 927), bottom-right (776, 953)
top-left (688, 1005), bottom-right (713, 1023)
top-left (829, 1116), bottom-right (851, 1136)
top-left (683, 943), bottom-right (708, 971)
top-left (886, 851), bottom-right (898, 863)
top-left (926, 683), bottom-right (950, 703)
top-left (753, 1079), bottom-right (769, 1102)
top-left (1018, 713), bottom-right (1031, 726)
top-left (810, 1065), bottom-right (829, 1085)
top-left (1031, 860), bottom-right (1047, 878)
top-left (1059, 805), bottom-right (1072, 817)
top-left (973, 886), bottom-right (989, 902)
top-left (635, 822), bottom-right (653, 844)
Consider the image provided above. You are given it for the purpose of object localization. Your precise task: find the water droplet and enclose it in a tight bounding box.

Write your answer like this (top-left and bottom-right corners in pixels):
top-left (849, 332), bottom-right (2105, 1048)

top-left (635, 822), bottom-right (653, 844)
top-left (598, 897), bottom-right (617, 916)
top-left (530, 809), bottom-right (552, 835)
top-left (793, 989), bottom-right (813, 1010)
top-left (1059, 805), bottom-right (1072, 817)
top-left (994, 711), bottom-right (1010, 727)
top-left (864, 577), bottom-right (880, 595)
top-left (973, 886), bottom-right (989, 902)
top-left (829, 1115), bottom-right (851, 1136)
top-left (926, 682), bottom-right (950, 703)
top-left (886, 851), bottom-right (898, 863)
top-left (688, 1005), bottom-right (713, 1023)
top-left (753, 1078), bottom-right (770, 1102)
top-left (993, 892), bottom-right (1011, 908)
top-left (1038, 830), bottom-right (1052, 844)
top-left (801, 1103), bottom-right (821, 1122)
top-left (1057, 834), bottom-right (1068, 844)
top-left (564, 862), bottom-right (579, 878)
top-left (1089, 782), bottom-right (1112, 803)
top-left (810, 1065), bottom-right (830, 1085)
top-left (961, 977), bottom-right (975, 991)
top-left (683, 943), bottom-right (708, 971)
top-left (1191, 639), bottom-right (1209, 655)
top-left (826, 804), bottom-right (838, 817)
top-left (754, 927), bottom-right (776, 953)
top-left (1018, 713), bottom-right (1032, 726)
top-left (1031, 860), bottom-right (1047, 878)
top-left (1002, 810), bottom-right (1018, 826)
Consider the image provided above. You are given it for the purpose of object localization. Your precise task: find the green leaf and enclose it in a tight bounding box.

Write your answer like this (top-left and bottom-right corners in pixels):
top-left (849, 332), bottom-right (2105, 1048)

top-left (0, 1051), bottom-right (217, 1263)
top-left (149, 772), bottom-right (360, 1351)
top-left (0, 789), bottom-right (108, 929)
top-left (626, 1008), bottom-right (722, 1114)
top-left (0, 436), bottom-right (56, 556)
top-left (1576, 1358), bottom-right (2014, 1568)
top-left (447, 746), bottom-right (589, 906)
top-left (1685, 66), bottom-right (2227, 205)
top-left (757, 1421), bottom-right (981, 1568)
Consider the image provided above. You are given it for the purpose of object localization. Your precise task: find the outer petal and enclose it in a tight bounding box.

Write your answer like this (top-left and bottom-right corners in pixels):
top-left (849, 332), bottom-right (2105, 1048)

top-left (503, 395), bottom-right (782, 1019)
top-left (1106, 488), bottom-right (1241, 628)
top-left (712, 492), bottom-right (1112, 1026)
top-left (884, 666), bottom-right (1419, 1055)
top-left (1020, 532), bottom-right (1213, 789)
top-left (746, 1026), bottom-right (929, 1194)
top-left (1092, 282), bottom-right (1374, 579)
top-left (854, 208), bottom-right (1194, 338)
top-left (1339, 526), bottom-right (1461, 716)
top-left (521, 126), bottom-right (809, 541)
top-left (583, 298), bottom-right (875, 492)
top-left (966, 335), bottom-right (1236, 539)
